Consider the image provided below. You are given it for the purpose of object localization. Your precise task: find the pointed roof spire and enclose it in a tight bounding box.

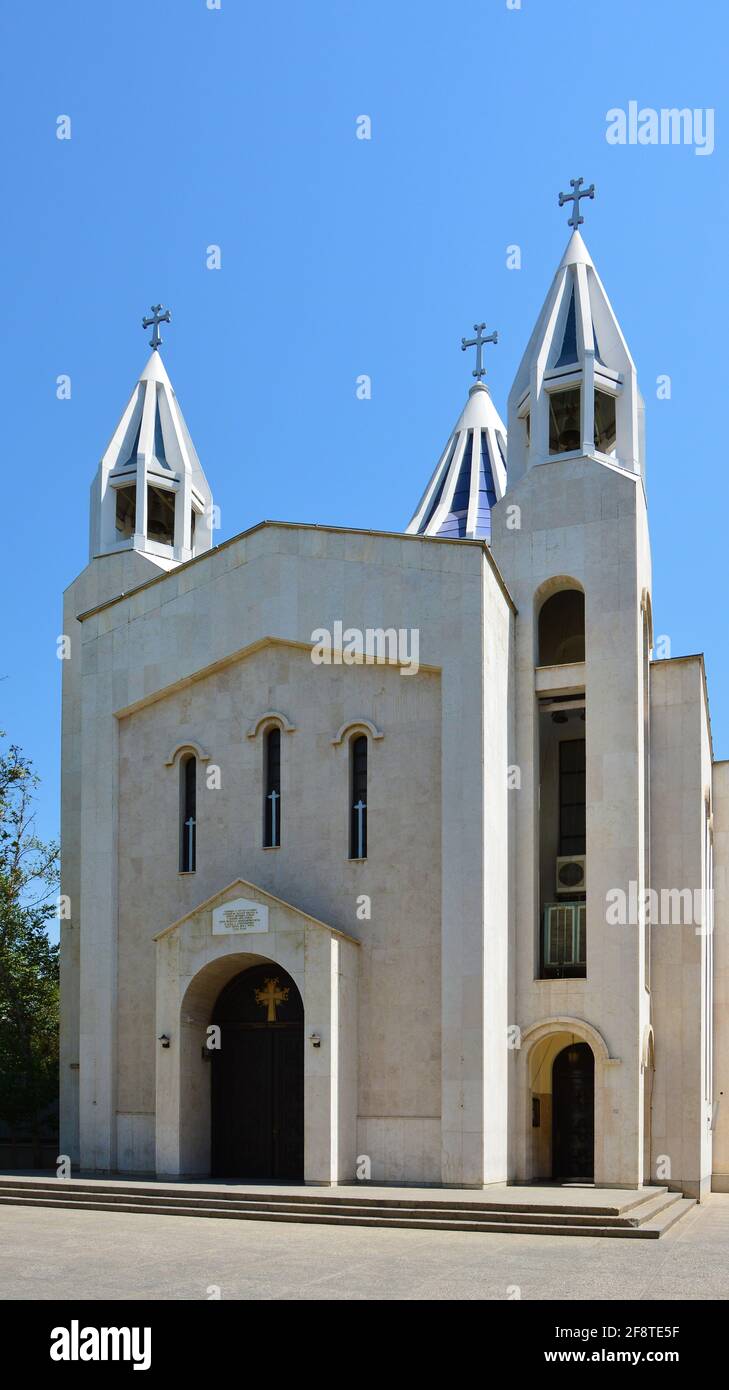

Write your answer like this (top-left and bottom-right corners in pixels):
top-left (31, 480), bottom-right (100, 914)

top-left (89, 318), bottom-right (214, 566)
top-left (559, 228), bottom-right (593, 269)
top-left (407, 378), bottom-right (507, 543)
top-left (506, 192), bottom-right (643, 487)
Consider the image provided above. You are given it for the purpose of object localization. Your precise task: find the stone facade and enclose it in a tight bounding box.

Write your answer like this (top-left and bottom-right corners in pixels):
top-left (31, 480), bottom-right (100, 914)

top-left (60, 229), bottom-right (728, 1195)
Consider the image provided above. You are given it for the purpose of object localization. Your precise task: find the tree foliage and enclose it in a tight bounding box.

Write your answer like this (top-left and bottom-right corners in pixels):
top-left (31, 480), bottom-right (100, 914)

top-left (0, 735), bottom-right (59, 1134)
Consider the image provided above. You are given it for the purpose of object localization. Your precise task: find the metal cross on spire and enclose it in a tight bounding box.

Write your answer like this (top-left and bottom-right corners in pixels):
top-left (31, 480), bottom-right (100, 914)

top-left (461, 322), bottom-right (498, 380)
top-left (558, 177), bottom-right (595, 230)
top-left (142, 303), bottom-right (172, 351)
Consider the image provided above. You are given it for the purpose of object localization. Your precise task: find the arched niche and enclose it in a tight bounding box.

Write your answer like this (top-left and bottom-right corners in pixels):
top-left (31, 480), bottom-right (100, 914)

top-left (536, 581), bottom-right (585, 666)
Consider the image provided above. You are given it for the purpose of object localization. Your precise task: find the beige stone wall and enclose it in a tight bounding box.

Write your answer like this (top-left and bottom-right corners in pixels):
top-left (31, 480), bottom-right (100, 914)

top-left (493, 454), bottom-right (651, 1186)
top-left (60, 548), bottom-right (171, 1166)
top-left (711, 760), bottom-right (729, 1188)
top-left (115, 646), bottom-right (442, 1175)
top-left (650, 656), bottom-right (713, 1197)
top-left (69, 523), bottom-right (512, 1182)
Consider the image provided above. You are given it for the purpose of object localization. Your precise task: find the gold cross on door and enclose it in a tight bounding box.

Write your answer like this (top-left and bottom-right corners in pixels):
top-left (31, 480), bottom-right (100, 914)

top-left (254, 976), bottom-right (290, 1022)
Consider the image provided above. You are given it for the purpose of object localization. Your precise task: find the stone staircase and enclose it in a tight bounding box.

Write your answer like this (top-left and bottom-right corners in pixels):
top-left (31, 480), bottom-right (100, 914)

top-left (0, 1175), bottom-right (696, 1238)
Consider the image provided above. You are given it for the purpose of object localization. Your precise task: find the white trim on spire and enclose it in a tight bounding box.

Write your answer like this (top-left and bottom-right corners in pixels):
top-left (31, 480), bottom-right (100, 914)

top-left (406, 383), bottom-right (507, 543)
top-left (506, 232), bottom-right (644, 488)
top-left (89, 353), bottom-right (214, 568)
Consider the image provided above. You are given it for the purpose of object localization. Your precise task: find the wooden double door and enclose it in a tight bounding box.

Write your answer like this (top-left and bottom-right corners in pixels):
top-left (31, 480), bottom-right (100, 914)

top-left (211, 963), bottom-right (304, 1180)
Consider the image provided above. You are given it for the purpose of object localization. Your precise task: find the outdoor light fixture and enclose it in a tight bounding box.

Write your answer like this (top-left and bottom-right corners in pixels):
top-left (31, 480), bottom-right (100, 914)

top-left (310, 1033), bottom-right (322, 1048)
top-left (158, 1034), bottom-right (171, 1049)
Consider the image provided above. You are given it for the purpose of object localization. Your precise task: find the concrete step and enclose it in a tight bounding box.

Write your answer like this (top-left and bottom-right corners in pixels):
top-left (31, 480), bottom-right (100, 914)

top-left (0, 1180), bottom-right (696, 1239)
top-left (637, 1197), bottom-right (697, 1238)
top-left (0, 1184), bottom-right (679, 1227)
top-left (608, 1189), bottom-right (683, 1226)
top-left (0, 1175), bottom-right (669, 1216)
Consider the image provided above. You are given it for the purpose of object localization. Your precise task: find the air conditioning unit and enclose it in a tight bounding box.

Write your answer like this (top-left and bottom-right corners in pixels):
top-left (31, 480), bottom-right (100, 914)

top-left (556, 855), bottom-right (586, 895)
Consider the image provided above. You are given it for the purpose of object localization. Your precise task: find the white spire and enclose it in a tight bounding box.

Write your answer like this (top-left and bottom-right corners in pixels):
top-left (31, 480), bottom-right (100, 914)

top-left (406, 382), bottom-right (507, 542)
top-left (506, 231), bottom-right (644, 488)
top-left (89, 350), bottom-right (213, 567)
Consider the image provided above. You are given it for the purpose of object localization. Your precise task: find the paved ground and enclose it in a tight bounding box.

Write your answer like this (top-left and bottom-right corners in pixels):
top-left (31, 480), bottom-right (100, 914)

top-left (1, 1195), bottom-right (729, 1299)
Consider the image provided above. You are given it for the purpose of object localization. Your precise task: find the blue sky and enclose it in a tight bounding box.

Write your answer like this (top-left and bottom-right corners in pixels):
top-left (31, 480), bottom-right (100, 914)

top-left (2, 0), bottom-right (727, 845)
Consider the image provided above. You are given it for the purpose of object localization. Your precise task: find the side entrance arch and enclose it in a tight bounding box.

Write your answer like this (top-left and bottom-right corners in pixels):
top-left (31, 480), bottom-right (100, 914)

top-left (519, 1016), bottom-right (621, 1185)
top-left (211, 962), bottom-right (304, 1179)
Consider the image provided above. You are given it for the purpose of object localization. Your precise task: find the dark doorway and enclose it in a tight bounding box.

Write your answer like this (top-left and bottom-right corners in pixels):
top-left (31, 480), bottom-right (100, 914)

top-left (552, 1042), bottom-right (594, 1180)
top-left (211, 962), bottom-right (304, 1180)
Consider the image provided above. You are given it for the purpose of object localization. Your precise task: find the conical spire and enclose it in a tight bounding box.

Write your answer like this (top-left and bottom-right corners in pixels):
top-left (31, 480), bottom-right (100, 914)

top-left (406, 382), bottom-right (507, 543)
top-left (506, 227), bottom-right (644, 488)
top-left (89, 346), bottom-right (213, 567)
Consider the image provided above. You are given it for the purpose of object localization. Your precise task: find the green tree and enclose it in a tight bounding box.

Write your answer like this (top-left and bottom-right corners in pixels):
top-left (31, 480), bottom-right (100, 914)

top-left (0, 735), bottom-right (59, 1150)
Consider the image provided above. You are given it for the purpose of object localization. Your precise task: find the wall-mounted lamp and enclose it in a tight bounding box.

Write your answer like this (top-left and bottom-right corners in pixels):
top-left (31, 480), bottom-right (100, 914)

top-left (309, 1033), bottom-right (321, 1049)
top-left (158, 1034), bottom-right (171, 1049)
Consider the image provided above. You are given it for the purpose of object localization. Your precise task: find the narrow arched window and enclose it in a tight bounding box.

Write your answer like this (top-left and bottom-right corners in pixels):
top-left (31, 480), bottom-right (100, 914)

top-left (180, 755), bottom-right (197, 872)
top-left (349, 735), bottom-right (368, 859)
top-left (264, 727), bottom-right (281, 847)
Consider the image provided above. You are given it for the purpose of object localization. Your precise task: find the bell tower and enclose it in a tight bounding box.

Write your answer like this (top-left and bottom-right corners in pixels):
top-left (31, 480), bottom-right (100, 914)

top-left (506, 197), bottom-right (644, 488)
top-left (88, 306), bottom-right (214, 570)
top-left (60, 309), bottom-right (214, 1168)
top-left (491, 185), bottom-right (653, 1188)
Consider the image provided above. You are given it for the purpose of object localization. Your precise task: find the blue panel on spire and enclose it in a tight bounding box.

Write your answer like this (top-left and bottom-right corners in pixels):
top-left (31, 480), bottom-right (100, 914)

top-left (437, 432), bottom-right (472, 538)
top-left (119, 383), bottom-right (146, 468)
top-left (592, 319), bottom-right (606, 367)
top-left (153, 384), bottom-right (170, 466)
top-left (472, 428), bottom-right (499, 541)
top-left (555, 286), bottom-right (578, 367)
top-left (418, 435), bottom-right (458, 533)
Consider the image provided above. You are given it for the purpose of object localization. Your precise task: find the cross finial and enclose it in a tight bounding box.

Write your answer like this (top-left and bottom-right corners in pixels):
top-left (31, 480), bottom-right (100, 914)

top-left (142, 303), bottom-right (172, 351)
top-left (558, 177), bottom-right (595, 230)
top-left (461, 322), bottom-right (498, 380)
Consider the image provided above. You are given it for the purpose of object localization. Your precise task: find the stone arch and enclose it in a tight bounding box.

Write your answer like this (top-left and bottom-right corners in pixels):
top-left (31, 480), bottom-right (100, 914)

top-left (331, 718), bottom-right (384, 747)
top-left (154, 885), bottom-right (359, 1183)
top-left (517, 1016), bottom-right (619, 1184)
top-left (246, 710), bottom-right (296, 739)
top-left (177, 949), bottom-right (302, 1176)
top-left (164, 740), bottom-right (211, 767)
top-left (534, 574), bottom-right (585, 608)
top-left (521, 1015), bottom-right (614, 1063)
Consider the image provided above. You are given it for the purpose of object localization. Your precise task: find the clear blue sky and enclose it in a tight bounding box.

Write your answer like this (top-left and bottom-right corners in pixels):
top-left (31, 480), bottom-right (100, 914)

top-left (2, 0), bottom-right (728, 846)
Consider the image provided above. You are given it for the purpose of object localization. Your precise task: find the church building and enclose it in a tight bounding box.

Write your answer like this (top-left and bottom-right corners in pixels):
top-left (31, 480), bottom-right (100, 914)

top-left (59, 193), bottom-right (729, 1199)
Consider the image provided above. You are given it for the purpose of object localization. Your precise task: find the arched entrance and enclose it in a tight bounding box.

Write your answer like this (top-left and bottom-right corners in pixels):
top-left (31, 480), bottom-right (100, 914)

top-left (552, 1042), bottom-right (594, 1180)
top-left (211, 962), bottom-right (304, 1179)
